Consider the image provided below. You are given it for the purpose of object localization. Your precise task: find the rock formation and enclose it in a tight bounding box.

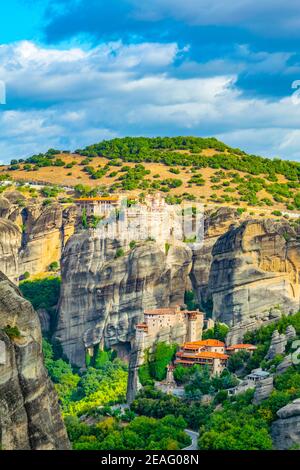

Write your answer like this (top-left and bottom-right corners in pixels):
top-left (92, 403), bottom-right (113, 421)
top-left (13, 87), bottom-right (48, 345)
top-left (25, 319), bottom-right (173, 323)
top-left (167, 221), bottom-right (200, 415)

top-left (55, 210), bottom-right (300, 366)
top-left (286, 325), bottom-right (297, 341)
top-left (253, 376), bottom-right (274, 404)
top-left (266, 325), bottom-right (297, 360)
top-left (190, 207), bottom-right (242, 311)
top-left (0, 271), bottom-right (70, 450)
top-left (271, 398), bottom-right (300, 449)
top-left (19, 203), bottom-right (76, 276)
top-left (55, 229), bottom-right (192, 366)
top-left (0, 218), bottom-right (22, 283)
top-left (276, 354), bottom-right (294, 374)
top-left (206, 220), bottom-right (300, 343)
top-left (37, 308), bottom-right (51, 334)
top-left (0, 195), bottom-right (77, 279)
top-left (265, 330), bottom-right (287, 360)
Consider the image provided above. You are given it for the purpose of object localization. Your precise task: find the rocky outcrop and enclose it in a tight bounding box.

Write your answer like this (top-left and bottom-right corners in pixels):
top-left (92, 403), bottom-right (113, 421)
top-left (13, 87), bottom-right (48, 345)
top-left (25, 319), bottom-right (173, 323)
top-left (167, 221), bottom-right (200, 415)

top-left (286, 325), bottom-right (297, 341)
top-left (277, 355), bottom-right (294, 374)
top-left (253, 376), bottom-right (274, 404)
top-left (266, 325), bottom-right (297, 360)
top-left (55, 229), bottom-right (192, 366)
top-left (0, 271), bottom-right (70, 450)
top-left (0, 197), bottom-right (11, 219)
top-left (0, 219), bottom-right (22, 282)
top-left (271, 399), bottom-right (300, 449)
top-left (265, 330), bottom-right (287, 360)
top-left (207, 220), bottom-right (300, 343)
top-left (19, 203), bottom-right (76, 276)
top-left (0, 195), bottom-right (77, 278)
top-left (191, 207), bottom-right (242, 311)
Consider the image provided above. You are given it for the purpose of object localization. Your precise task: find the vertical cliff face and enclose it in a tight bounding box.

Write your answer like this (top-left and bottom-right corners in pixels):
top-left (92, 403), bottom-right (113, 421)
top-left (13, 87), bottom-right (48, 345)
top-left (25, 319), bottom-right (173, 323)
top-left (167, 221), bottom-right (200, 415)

top-left (55, 229), bottom-right (192, 366)
top-left (0, 196), bottom-right (77, 279)
top-left (206, 220), bottom-right (300, 342)
top-left (0, 219), bottom-right (22, 283)
top-left (55, 211), bottom-right (300, 366)
top-left (0, 271), bottom-right (70, 450)
top-left (190, 207), bottom-right (242, 310)
top-left (19, 203), bottom-right (76, 276)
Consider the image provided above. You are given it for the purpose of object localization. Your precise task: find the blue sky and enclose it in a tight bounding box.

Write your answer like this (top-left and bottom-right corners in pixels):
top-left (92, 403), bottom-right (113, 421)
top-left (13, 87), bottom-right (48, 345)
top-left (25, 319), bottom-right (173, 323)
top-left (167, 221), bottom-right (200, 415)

top-left (1, 0), bottom-right (300, 162)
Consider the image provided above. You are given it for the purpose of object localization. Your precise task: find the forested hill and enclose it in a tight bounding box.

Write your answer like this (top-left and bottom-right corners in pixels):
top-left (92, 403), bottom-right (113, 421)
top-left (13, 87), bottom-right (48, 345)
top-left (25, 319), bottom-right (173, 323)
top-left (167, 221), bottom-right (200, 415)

top-left (76, 136), bottom-right (300, 178)
top-left (2, 136), bottom-right (300, 213)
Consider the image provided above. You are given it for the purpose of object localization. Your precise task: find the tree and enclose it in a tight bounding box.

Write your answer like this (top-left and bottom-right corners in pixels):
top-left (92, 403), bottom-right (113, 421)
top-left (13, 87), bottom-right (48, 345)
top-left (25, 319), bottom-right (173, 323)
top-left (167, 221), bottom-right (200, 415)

top-left (202, 322), bottom-right (229, 342)
top-left (81, 208), bottom-right (88, 229)
top-left (115, 248), bottom-right (125, 258)
top-left (49, 261), bottom-right (59, 272)
top-left (149, 342), bottom-right (177, 381)
top-left (227, 350), bottom-right (250, 372)
top-left (173, 364), bottom-right (194, 384)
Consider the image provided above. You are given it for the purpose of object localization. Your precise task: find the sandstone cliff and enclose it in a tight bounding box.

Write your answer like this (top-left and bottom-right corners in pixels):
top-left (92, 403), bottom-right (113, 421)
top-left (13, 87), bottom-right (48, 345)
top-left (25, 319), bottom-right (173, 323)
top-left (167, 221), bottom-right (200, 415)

top-left (0, 271), bottom-right (70, 450)
top-left (55, 229), bottom-right (192, 366)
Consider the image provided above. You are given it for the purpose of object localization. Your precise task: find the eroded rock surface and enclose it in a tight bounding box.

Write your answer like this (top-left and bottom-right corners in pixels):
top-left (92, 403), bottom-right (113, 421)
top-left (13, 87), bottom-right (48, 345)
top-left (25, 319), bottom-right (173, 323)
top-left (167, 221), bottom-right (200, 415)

top-left (253, 376), bottom-right (274, 404)
top-left (0, 219), bottom-right (22, 282)
top-left (55, 229), bottom-right (192, 366)
top-left (207, 220), bottom-right (300, 343)
top-left (0, 271), bottom-right (70, 450)
top-left (191, 207), bottom-right (241, 311)
top-left (271, 399), bottom-right (300, 449)
top-left (0, 196), bottom-right (76, 278)
top-left (19, 203), bottom-right (76, 275)
top-left (265, 330), bottom-right (287, 360)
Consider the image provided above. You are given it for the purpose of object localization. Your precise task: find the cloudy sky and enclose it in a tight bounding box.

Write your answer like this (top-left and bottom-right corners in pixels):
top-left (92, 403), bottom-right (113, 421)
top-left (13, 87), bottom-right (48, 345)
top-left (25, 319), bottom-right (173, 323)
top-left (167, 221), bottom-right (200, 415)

top-left (1, 0), bottom-right (300, 162)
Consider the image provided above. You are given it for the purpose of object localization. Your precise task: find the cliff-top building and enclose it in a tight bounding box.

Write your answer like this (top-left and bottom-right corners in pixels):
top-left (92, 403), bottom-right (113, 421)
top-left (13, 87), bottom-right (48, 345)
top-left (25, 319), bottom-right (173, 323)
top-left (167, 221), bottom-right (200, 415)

top-left (136, 306), bottom-right (204, 345)
top-left (226, 343), bottom-right (257, 354)
top-left (175, 339), bottom-right (229, 375)
top-left (75, 196), bottom-right (120, 216)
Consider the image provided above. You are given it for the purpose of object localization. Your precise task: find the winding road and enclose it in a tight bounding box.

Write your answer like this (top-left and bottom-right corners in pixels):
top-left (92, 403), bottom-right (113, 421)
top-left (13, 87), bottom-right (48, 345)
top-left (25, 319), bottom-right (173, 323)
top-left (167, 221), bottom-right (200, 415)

top-left (183, 429), bottom-right (199, 450)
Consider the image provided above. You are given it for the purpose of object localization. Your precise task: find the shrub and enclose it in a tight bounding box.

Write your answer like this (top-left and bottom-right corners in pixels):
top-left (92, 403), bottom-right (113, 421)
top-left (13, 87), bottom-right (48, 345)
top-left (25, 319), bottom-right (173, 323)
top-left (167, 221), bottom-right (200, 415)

top-left (49, 261), bottom-right (59, 272)
top-left (271, 210), bottom-right (282, 216)
top-left (115, 248), bottom-right (125, 258)
top-left (2, 325), bottom-right (21, 340)
top-left (149, 342), bottom-right (177, 381)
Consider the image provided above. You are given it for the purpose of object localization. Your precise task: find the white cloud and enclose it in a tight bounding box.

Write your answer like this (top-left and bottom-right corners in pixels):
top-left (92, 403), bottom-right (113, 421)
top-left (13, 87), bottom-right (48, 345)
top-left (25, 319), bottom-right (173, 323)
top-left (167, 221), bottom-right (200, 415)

top-left (1, 40), bottom-right (300, 162)
top-left (131, 0), bottom-right (300, 36)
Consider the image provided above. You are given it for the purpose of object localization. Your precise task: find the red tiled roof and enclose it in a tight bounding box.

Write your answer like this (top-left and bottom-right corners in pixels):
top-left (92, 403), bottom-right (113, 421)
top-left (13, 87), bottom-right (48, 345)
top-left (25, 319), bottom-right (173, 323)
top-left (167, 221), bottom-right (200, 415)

top-left (174, 359), bottom-right (196, 365)
top-left (75, 197), bottom-right (119, 202)
top-left (226, 344), bottom-right (257, 351)
top-left (143, 307), bottom-right (203, 316)
top-left (196, 351), bottom-right (229, 360)
top-left (144, 307), bottom-right (180, 315)
top-left (183, 339), bottom-right (225, 348)
top-left (177, 351), bottom-right (228, 360)
top-left (136, 323), bottom-right (148, 330)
